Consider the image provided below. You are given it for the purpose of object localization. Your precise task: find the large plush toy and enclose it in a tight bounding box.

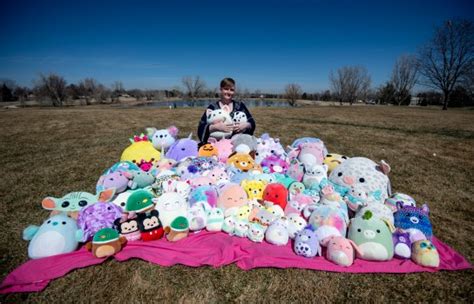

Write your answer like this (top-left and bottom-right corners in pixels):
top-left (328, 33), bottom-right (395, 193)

top-left (145, 125), bottom-right (178, 152)
top-left (321, 235), bottom-right (362, 267)
top-left (41, 188), bottom-right (115, 218)
top-left (348, 211), bottom-right (394, 261)
top-left (85, 228), bottom-right (127, 258)
top-left (329, 157), bottom-right (391, 204)
top-left (262, 183), bottom-right (288, 210)
top-left (96, 171), bottom-right (132, 193)
top-left (288, 141), bottom-right (326, 168)
top-left (306, 204), bottom-right (347, 243)
top-left (164, 216), bottom-right (189, 242)
top-left (394, 203), bottom-right (433, 242)
top-left (260, 155), bottom-right (288, 174)
top-left (207, 108), bottom-right (233, 139)
top-left (137, 210), bottom-right (164, 241)
top-left (153, 192), bottom-right (188, 228)
top-left (77, 202), bottom-right (123, 241)
top-left (23, 214), bottom-right (83, 259)
top-left (208, 138), bottom-right (233, 163)
top-left (114, 214), bottom-right (141, 241)
top-left (120, 134), bottom-right (161, 172)
top-left (323, 153), bottom-right (349, 174)
top-left (165, 134), bottom-right (198, 162)
top-left (411, 239), bottom-right (440, 268)
top-left (294, 226), bottom-right (321, 258)
top-left (217, 183), bottom-right (248, 217)
top-left (265, 219), bottom-right (289, 246)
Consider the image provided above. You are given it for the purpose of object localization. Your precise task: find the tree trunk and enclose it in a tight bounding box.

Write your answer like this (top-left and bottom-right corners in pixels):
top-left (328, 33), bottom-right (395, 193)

top-left (442, 92), bottom-right (449, 110)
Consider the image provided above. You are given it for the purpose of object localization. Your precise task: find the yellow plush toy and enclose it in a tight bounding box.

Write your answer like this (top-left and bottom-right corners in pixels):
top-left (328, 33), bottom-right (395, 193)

top-left (120, 134), bottom-right (161, 171)
top-left (411, 240), bottom-right (440, 268)
top-left (323, 153), bottom-right (349, 174)
top-left (241, 179), bottom-right (267, 201)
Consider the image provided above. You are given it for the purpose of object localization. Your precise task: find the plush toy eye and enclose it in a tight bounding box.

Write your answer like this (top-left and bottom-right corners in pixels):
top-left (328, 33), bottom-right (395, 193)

top-left (61, 201), bottom-right (70, 208)
top-left (181, 148), bottom-right (186, 151)
top-left (359, 178), bottom-right (365, 183)
top-left (62, 221), bottom-right (66, 225)
top-left (376, 229), bottom-right (380, 233)
top-left (357, 228), bottom-right (361, 232)
top-left (121, 202), bottom-right (126, 207)
top-left (151, 158), bottom-right (155, 162)
top-left (338, 172), bottom-right (343, 177)
top-left (107, 207), bottom-right (111, 210)
top-left (78, 200), bottom-right (88, 207)
top-left (47, 220), bottom-right (51, 224)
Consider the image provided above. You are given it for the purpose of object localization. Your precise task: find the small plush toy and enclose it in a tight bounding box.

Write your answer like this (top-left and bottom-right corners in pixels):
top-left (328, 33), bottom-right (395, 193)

top-left (392, 229), bottom-right (412, 259)
top-left (255, 133), bottom-right (286, 164)
top-left (23, 213), bottom-right (83, 259)
top-left (285, 193), bottom-right (313, 216)
top-left (241, 179), bottom-right (266, 201)
top-left (208, 138), bottom-right (233, 163)
top-left (222, 216), bottom-right (236, 234)
top-left (302, 164), bottom-right (328, 189)
top-left (288, 182), bottom-right (306, 199)
top-left (247, 222), bottom-right (266, 242)
top-left (274, 173), bottom-right (296, 189)
top-left (207, 108), bottom-right (233, 139)
top-left (261, 155), bottom-right (289, 174)
top-left (137, 210), bottom-right (164, 241)
top-left (41, 188), bottom-right (115, 218)
top-left (77, 202), bottom-right (123, 242)
top-left (120, 134), bottom-right (161, 172)
top-left (86, 228), bottom-right (127, 258)
top-left (153, 192), bottom-right (188, 228)
top-left (206, 207), bottom-right (224, 232)
top-left (323, 153), bottom-right (349, 174)
top-left (205, 166), bottom-right (230, 185)
top-left (145, 125), bottom-right (178, 152)
top-left (111, 190), bottom-right (134, 210)
top-left (198, 143), bottom-right (219, 157)
top-left (96, 171), bottom-right (133, 193)
top-left (162, 179), bottom-right (191, 200)
top-left (165, 134), bottom-right (198, 162)
top-left (294, 226), bottom-right (321, 258)
top-left (255, 209), bottom-right (277, 226)
top-left (189, 185), bottom-right (218, 210)
top-left (153, 157), bottom-right (177, 172)
top-left (411, 239), bottom-right (440, 268)
top-left (128, 170), bottom-right (155, 190)
top-left (265, 219), bottom-right (289, 246)
top-left (187, 204), bottom-right (207, 231)
top-left (235, 204), bottom-right (252, 221)
top-left (233, 219), bottom-right (250, 237)
top-left (348, 211), bottom-right (394, 261)
top-left (287, 213), bottom-right (307, 239)
top-left (188, 176), bottom-right (215, 188)
top-left (186, 156), bottom-right (219, 174)
top-left (286, 158), bottom-right (305, 182)
top-left (394, 203), bottom-right (433, 242)
top-left (385, 192), bottom-right (416, 212)
top-left (114, 214), bottom-right (141, 241)
top-left (150, 173), bottom-right (180, 197)
top-left (321, 235), bottom-right (362, 267)
top-left (125, 189), bottom-right (155, 213)
top-left (164, 216), bottom-right (189, 242)
top-left (217, 183), bottom-right (248, 217)
top-left (232, 111), bottom-right (248, 123)
top-left (102, 161), bottom-right (140, 175)
top-left (231, 134), bottom-right (258, 155)
top-left (227, 152), bottom-right (256, 172)
top-left (262, 183), bottom-right (288, 210)
top-left (343, 184), bottom-right (369, 212)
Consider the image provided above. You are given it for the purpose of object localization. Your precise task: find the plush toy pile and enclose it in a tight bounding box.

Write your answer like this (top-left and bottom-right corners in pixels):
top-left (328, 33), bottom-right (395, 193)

top-left (23, 126), bottom-right (441, 268)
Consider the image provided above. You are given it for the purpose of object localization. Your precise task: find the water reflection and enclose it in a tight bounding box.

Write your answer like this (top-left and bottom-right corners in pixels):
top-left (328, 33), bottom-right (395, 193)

top-left (130, 99), bottom-right (291, 108)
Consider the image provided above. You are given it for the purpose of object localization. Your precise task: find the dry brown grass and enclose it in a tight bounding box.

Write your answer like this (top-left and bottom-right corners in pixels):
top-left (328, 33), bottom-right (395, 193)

top-left (0, 105), bottom-right (473, 302)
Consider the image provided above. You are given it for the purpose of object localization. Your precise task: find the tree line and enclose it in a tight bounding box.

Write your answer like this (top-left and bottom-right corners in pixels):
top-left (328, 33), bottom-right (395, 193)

top-left (1, 19), bottom-right (472, 109)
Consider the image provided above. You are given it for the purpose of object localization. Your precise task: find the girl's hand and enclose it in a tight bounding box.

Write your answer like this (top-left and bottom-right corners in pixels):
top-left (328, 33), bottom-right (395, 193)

top-left (210, 121), bottom-right (234, 133)
top-left (233, 122), bottom-right (250, 133)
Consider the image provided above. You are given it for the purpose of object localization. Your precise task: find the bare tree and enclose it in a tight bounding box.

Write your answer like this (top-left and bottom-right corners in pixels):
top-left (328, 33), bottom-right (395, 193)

top-left (417, 19), bottom-right (474, 110)
top-left (182, 76), bottom-right (206, 105)
top-left (112, 81), bottom-right (125, 94)
top-left (330, 66), bottom-right (371, 105)
top-left (391, 55), bottom-right (418, 105)
top-left (284, 83), bottom-right (302, 106)
top-left (35, 73), bottom-right (67, 106)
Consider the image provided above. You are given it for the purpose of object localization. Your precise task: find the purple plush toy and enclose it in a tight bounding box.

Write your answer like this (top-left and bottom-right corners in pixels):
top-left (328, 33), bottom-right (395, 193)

top-left (77, 202), bottom-right (123, 241)
top-left (261, 155), bottom-right (289, 174)
top-left (293, 226), bottom-right (322, 258)
top-left (165, 134), bottom-right (198, 162)
top-left (393, 229), bottom-right (412, 259)
top-left (96, 171), bottom-right (132, 193)
top-left (394, 202), bottom-right (433, 243)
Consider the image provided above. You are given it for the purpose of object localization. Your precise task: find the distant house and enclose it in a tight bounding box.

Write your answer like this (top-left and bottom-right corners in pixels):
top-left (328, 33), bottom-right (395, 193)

top-left (409, 97), bottom-right (421, 106)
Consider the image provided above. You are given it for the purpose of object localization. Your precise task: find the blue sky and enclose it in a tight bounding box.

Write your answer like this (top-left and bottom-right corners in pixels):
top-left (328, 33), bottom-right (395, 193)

top-left (0, 0), bottom-right (473, 93)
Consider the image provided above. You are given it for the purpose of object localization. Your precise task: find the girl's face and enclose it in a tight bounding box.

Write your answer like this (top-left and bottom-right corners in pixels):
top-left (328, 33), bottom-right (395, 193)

top-left (220, 86), bottom-right (235, 102)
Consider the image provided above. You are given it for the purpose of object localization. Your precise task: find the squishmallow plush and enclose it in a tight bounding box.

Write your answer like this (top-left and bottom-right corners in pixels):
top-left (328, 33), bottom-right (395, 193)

top-left (145, 125), bottom-right (178, 152)
top-left (114, 215), bottom-right (141, 241)
top-left (96, 171), bottom-right (133, 194)
top-left (164, 216), bottom-right (189, 242)
top-left (187, 204), bottom-right (207, 231)
top-left (394, 203), bottom-right (433, 242)
top-left (323, 154), bottom-right (349, 174)
top-left (348, 211), bottom-right (394, 261)
top-left (392, 229), bottom-right (411, 259)
top-left (356, 202), bottom-right (394, 226)
top-left (265, 219), bottom-right (289, 246)
top-left (86, 228), bottom-right (127, 258)
top-left (206, 207), bottom-right (224, 232)
top-left (188, 185), bottom-right (218, 210)
top-left (120, 134), bottom-right (161, 171)
top-left (285, 193), bottom-right (313, 216)
top-left (247, 222), bottom-right (266, 242)
top-left (198, 143), bottom-right (219, 157)
top-left (302, 164), bottom-right (328, 189)
top-left (255, 133), bottom-right (286, 164)
top-left (205, 166), bottom-right (229, 185)
top-left (287, 213), bottom-right (308, 239)
top-left (287, 158), bottom-right (305, 182)
top-left (241, 179), bottom-right (266, 201)
top-left (288, 141), bottom-right (326, 168)
top-left (23, 214), bottom-right (83, 259)
top-left (137, 210), bottom-right (164, 241)
top-left (288, 182), bottom-right (306, 200)
top-left (290, 137), bottom-right (328, 154)
top-left (261, 155), bottom-right (289, 174)
top-left (208, 138), bottom-right (233, 163)
top-left (227, 153), bottom-right (255, 172)
top-left (165, 134), bottom-right (198, 162)
top-left (153, 192), bottom-right (187, 228)
top-left (222, 216), bottom-right (236, 234)
top-left (263, 183), bottom-right (288, 210)
top-left (385, 192), bottom-right (416, 212)
top-left (294, 226), bottom-right (321, 258)
top-left (329, 157), bottom-right (391, 204)
top-left (307, 204), bottom-right (347, 243)
top-left (411, 239), bottom-right (440, 268)
top-left (234, 219), bottom-right (250, 237)
top-left (77, 202), bottom-right (123, 242)
top-left (128, 170), bottom-right (155, 190)
top-left (232, 111), bottom-right (248, 123)
top-left (217, 183), bottom-right (248, 217)
top-left (125, 190), bottom-right (155, 213)
top-left (343, 184), bottom-right (369, 212)
top-left (231, 134), bottom-right (258, 155)
top-left (207, 109), bottom-right (233, 139)
top-left (321, 235), bottom-right (362, 267)
top-left (41, 188), bottom-right (115, 218)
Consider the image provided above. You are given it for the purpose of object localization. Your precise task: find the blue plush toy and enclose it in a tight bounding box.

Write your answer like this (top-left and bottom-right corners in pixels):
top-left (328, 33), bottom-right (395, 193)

top-left (23, 213), bottom-right (83, 259)
top-left (394, 203), bottom-right (433, 243)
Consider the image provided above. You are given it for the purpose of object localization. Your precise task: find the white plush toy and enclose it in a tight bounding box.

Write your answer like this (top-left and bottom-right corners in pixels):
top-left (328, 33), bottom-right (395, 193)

top-left (232, 111), bottom-right (248, 123)
top-left (206, 207), bottom-right (224, 232)
top-left (287, 214), bottom-right (307, 239)
top-left (302, 164), bottom-right (328, 189)
top-left (265, 218), bottom-right (289, 246)
top-left (207, 109), bottom-right (233, 139)
top-left (247, 222), bottom-right (266, 242)
top-left (146, 126), bottom-right (178, 152)
top-left (153, 192), bottom-right (187, 228)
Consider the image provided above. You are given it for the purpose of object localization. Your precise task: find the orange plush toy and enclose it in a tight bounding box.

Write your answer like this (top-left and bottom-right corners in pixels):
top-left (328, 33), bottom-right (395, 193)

top-left (226, 152), bottom-right (255, 172)
top-left (198, 143), bottom-right (219, 157)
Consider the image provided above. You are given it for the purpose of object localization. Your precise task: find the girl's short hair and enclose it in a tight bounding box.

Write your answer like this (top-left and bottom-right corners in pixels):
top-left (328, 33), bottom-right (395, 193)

top-left (220, 77), bottom-right (235, 89)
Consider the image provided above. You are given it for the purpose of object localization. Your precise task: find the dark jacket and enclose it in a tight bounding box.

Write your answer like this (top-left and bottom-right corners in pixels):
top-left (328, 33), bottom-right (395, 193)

top-left (197, 100), bottom-right (256, 144)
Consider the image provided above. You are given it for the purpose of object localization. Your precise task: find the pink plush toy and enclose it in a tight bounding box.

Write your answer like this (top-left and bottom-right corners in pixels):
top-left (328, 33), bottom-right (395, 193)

top-left (188, 176), bottom-right (215, 188)
top-left (285, 193), bottom-right (313, 216)
top-left (260, 155), bottom-right (289, 174)
top-left (217, 183), bottom-right (248, 217)
top-left (288, 142), bottom-right (326, 168)
top-left (209, 138), bottom-right (233, 163)
top-left (322, 235), bottom-right (362, 267)
top-left (204, 166), bottom-right (230, 185)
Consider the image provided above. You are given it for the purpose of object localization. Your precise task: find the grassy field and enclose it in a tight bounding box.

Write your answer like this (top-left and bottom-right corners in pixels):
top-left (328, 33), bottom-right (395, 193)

top-left (0, 105), bottom-right (473, 302)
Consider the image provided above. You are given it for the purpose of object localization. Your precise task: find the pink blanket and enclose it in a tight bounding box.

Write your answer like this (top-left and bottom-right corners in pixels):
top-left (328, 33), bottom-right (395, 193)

top-left (1, 232), bottom-right (471, 294)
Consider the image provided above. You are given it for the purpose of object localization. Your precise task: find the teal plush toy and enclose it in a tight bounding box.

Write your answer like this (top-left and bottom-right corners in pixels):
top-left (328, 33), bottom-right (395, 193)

top-left (42, 188), bottom-right (116, 218)
top-left (348, 210), bottom-right (394, 261)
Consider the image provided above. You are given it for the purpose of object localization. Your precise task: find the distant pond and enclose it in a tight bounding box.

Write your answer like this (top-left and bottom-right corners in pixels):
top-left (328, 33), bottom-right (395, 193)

top-left (130, 99), bottom-right (291, 108)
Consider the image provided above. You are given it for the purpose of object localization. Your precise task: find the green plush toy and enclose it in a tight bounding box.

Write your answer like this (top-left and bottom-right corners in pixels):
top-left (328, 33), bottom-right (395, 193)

top-left (86, 228), bottom-right (127, 258)
top-left (164, 216), bottom-right (189, 242)
top-left (125, 189), bottom-right (155, 213)
top-left (348, 210), bottom-right (394, 261)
